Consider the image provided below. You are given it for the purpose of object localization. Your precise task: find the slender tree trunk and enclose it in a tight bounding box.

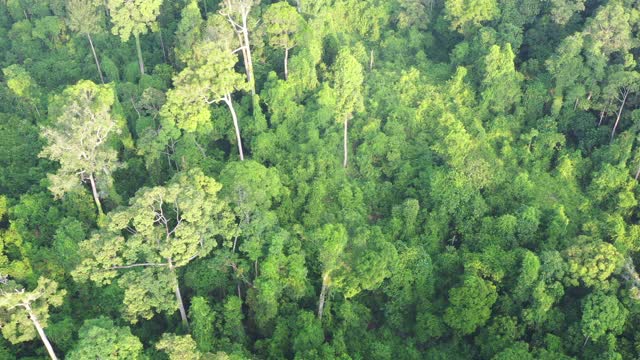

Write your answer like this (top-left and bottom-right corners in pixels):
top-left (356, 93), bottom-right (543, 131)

top-left (33, 103), bottom-right (41, 118)
top-left (88, 173), bottom-right (103, 215)
top-left (343, 118), bottom-right (349, 168)
top-left (26, 306), bottom-right (58, 360)
top-left (611, 88), bottom-right (630, 141)
top-left (224, 95), bottom-right (245, 161)
top-left (254, 259), bottom-right (258, 278)
top-left (317, 273), bottom-right (329, 320)
top-left (158, 28), bottom-right (167, 63)
top-left (369, 49), bottom-right (374, 71)
top-left (295, 0), bottom-right (301, 12)
top-left (284, 47), bottom-right (289, 80)
top-left (170, 265), bottom-right (190, 329)
top-left (236, 33), bottom-right (250, 80)
top-left (599, 98), bottom-right (612, 126)
top-left (240, 16), bottom-right (255, 95)
top-left (87, 34), bottom-right (105, 84)
top-left (232, 228), bottom-right (240, 252)
top-left (134, 34), bottom-right (145, 75)
top-left (635, 165), bottom-right (640, 180)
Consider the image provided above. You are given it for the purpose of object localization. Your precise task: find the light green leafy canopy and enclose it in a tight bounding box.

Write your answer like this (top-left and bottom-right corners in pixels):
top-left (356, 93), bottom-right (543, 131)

top-left (445, 0), bottom-right (499, 33)
top-left (564, 241), bottom-right (623, 288)
top-left (581, 291), bottom-right (627, 341)
top-left (444, 275), bottom-right (498, 335)
top-left (72, 169), bottom-right (234, 321)
top-left (263, 2), bottom-right (304, 51)
top-left (583, 2), bottom-right (633, 57)
top-left (161, 42), bottom-right (247, 132)
top-left (248, 231), bottom-right (307, 328)
top-left (316, 224), bottom-right (348, 282)
top-left (107, 0), bottom-right (162, 41)
top-left (0, 225), bottom-right (33, 282)
top-left (157, 334), bottom-right (236, 360)
top-left (220, 161), bottom-right (285, 257)
top-left (156, 333), bottom-right (202, 360)
top-left (549, 0), bottom-right (585, 25)
top-left (332, 48), bottom-right (364, 123)
top-left (66, 0), bottom-right (104, 35)
top-left (2, 64), bottom-right (38, 99)
top-left (0, 277), bottom-right (66, 344)
top-left (202, 14), bottom-right (237, 52)
top-left (66, 317), bottom-right (144, 360)
top-left (481, 44), bottom-right (523, 113)
top-left (175, 0), bottom-right (204, 63)
top-left (314, 224), bottom-right (396, 298)
top-left (396, 0), bottom-right (435, 29)
top-left (189, 296), bottom-right (216, 352)
top-left (39, 80), bottom-right (121, 199)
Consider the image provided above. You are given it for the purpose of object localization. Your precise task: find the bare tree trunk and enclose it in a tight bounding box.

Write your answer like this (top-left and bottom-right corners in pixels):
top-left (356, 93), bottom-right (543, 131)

top-left (284, 47), bottom-right (289, 80)
top-left (611, 88), bottom-right (630, 141)
top-left (87, 34), bottom-right (105, 84)
top-left (317, 273), bottom-right (329, 320)
top-left (254, 259), bottom-right (258, 278)
top-left (343, 118), bottom-right (349, 168)
top-left (88, 173), bottom-right (103, 215)
top-left (237, 32), bottom-right (250, 83)
top-left (224, 95), bottom-right (245, 161)
top-left (26, 306), bottom-right (58, 360)
top-left (158, 28), bottom-right (167, 63)
top-left (134, 34), bottom-right (145, 75)
top-left (635, 165), bottom-right (640, 180)
top-left (599, 98), bottom-right (612, 126)
top-left (369, 49), bottom-right (374, 71)
top-left (241, 24), bottom-right (255, 95)
top-left (295, 0), bottom-right (301, 12)
top-left (170, 265), bottom-right (190, 329)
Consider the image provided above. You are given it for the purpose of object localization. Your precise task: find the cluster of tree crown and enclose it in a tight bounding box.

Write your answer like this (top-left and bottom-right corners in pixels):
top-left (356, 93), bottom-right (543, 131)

top-left (1, 0), bottom-right (640, 359)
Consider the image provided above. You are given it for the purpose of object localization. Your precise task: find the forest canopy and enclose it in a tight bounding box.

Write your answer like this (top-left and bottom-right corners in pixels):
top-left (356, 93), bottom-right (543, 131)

top-left (1, 0), bottom-right (640, 359)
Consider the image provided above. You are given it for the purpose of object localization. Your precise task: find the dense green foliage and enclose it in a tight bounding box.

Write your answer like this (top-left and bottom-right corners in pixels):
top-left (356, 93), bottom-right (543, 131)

top-left (2, 0), bottom-right (640, 359)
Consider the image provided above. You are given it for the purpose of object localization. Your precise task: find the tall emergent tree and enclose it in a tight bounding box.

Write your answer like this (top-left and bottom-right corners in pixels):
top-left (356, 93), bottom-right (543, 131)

top-left (72, 169), bottom-right (233, 328)
top-left (39, 80), bottom-right (121, 215)
top-left (162, 42), bottom-right (249, 160)
top-left (333, 48), bottom-right (364, 168)
top-left (107, 0), bottom-right (163, 75)
top-left (315, 224), bottom-right (347, 320)
top-left (66, 0), bottom-right (106, 83)
top-left (263, 1), bottom-right (304, 80)
top-left (219, 0), bottom-right (259, 95)
top-left (313, 224), bottom-right (395, 321)
top-left (0, 277), bottom-right (66, 360)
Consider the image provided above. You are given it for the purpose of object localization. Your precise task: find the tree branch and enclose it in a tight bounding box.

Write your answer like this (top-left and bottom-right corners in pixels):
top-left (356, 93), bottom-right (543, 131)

top-left (107, 262), bottom-right (168, 270)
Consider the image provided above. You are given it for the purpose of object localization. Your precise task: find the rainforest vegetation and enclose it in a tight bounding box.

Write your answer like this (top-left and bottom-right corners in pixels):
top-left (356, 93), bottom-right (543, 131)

top-left (1, 0), bottom-right (640, 359)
